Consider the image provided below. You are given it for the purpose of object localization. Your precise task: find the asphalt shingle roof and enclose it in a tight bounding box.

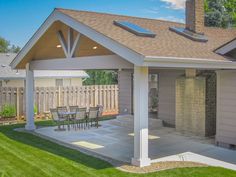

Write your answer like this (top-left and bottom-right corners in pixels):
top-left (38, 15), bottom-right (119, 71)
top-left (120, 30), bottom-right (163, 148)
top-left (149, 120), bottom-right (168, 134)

top-left (58, 8), bottom-right (236, 61)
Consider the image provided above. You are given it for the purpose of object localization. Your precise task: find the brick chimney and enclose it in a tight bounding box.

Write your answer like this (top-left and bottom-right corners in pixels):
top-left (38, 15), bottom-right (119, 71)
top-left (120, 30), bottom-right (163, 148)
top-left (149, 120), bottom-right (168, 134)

top-left (185, 0), bottom-right (204, 34)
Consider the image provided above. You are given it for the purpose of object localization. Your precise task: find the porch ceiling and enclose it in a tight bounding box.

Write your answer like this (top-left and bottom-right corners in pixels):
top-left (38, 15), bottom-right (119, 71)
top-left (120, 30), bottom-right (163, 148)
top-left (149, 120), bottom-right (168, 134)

top-left (16, 21), bottom-right (114, 69)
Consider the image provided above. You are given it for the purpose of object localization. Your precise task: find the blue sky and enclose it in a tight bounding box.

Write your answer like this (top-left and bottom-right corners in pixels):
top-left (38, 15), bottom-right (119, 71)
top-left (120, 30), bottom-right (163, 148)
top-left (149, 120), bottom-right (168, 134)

top-left (0, 0), bottom-right (185, 47)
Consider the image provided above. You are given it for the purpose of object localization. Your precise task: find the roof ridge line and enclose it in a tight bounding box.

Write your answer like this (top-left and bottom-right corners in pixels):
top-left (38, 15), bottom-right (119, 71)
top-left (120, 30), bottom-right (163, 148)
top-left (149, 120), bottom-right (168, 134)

top-left (56, 8), bottom-right (184, 25)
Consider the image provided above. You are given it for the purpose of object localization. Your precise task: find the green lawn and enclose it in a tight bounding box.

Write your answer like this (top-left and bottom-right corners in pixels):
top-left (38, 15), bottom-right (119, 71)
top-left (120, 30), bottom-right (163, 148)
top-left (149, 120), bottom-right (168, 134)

top-left (0, 121), bottom-right (236, 177)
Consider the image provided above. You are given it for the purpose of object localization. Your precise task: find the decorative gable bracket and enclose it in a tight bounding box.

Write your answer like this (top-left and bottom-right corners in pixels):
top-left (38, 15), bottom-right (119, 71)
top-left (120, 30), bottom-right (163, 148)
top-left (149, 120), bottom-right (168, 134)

top-left (57, 27), bottom-right (81, 58)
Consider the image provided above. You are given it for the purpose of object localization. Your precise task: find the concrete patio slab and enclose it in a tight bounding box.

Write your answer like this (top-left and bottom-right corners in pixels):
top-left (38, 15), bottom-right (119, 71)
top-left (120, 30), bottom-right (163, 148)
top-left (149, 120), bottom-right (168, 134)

top-left (35, 119), bottom-right (236, 171)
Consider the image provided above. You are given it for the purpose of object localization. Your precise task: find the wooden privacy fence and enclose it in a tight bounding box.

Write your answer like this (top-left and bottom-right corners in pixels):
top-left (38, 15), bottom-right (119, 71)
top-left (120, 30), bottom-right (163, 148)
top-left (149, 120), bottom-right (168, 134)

top-left (0, 85), bottom-right (119, 118)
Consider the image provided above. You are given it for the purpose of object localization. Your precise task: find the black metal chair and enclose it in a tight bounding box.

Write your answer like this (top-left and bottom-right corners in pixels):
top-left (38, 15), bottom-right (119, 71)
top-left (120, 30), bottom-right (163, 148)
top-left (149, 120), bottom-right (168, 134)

top-left (57, 106), bottom-right (70, 130)
top-left (87, 107), bottom-right (99, 128)
top-left (69, 106), bottom-right (79, 113)
top-left (50, 108), bottom-right (66, 130)
top-left (74, 107), bottom-right (87, 129)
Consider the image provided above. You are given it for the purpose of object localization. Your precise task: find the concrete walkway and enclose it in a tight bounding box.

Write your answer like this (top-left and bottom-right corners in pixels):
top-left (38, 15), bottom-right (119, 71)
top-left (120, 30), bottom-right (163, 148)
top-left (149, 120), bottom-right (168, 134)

top-left (35, 118), bottom-right (236, 170)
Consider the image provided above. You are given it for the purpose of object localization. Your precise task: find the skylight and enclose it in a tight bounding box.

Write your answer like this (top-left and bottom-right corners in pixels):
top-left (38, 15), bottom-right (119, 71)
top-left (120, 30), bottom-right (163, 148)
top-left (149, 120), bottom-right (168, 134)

top-left (114, 21), bottom-right (156, 38)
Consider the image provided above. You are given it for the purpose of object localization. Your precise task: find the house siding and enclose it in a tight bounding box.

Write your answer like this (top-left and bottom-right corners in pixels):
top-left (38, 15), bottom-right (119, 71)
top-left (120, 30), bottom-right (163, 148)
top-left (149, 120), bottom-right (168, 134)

top-left (216, 71), bottom-right (236, 147)
top-left (158, 70), bottom-right (184, 126)
top-left (118, 69), bottom-right (133, 114)
top-left (1, 78), bottom-right (83, 87)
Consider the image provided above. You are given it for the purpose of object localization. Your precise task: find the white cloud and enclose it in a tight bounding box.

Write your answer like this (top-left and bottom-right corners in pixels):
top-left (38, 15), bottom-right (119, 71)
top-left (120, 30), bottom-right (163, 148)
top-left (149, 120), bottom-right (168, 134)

top-left (142, 7), bottom-right (159, 14)
top-left (160, 0), bottom-right (186, 10)
top-left (157, 16), bottom-right (185, 23)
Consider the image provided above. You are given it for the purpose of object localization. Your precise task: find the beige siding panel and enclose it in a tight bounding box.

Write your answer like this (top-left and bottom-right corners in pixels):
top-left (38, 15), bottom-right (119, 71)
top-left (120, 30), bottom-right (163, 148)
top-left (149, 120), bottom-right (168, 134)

top-left (158, 70), bottom-right (184, 126)
top-left (2, 80), bottom-right (24, 87)
top-left (118, 69), bottom-right (133, 114)
top-left (2, 78), bottom-right (83, 88)
top-left (70, 78), bottom-right (83, 87)
top-left (216, 71), bottom-right (236, 146)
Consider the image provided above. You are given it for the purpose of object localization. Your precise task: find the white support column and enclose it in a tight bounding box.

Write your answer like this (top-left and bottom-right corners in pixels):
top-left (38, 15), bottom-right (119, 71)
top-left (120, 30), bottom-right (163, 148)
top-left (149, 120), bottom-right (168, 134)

top-left (132, 66), bottom-right (151, 167)
top-left (25, 63), bottom-right (35, 130)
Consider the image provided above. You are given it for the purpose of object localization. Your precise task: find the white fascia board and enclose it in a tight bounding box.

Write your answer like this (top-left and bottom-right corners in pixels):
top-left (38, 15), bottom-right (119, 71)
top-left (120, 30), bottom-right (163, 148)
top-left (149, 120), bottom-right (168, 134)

top-left (10, 10), bottom-right (143, 69)
top-left (215, 39), bottom-right (236, 55)
top-left (144, 56), bottom-right (236, 69)
top-left (10, 11), bottom-right (58, 69)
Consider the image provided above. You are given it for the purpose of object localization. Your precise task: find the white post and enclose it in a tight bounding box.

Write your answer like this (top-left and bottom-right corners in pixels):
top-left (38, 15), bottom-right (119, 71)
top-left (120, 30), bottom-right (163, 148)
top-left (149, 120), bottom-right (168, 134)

top-left (25, 63), bottom-right (36, 130)
top-left (132, 66), bottom-right (151, 167)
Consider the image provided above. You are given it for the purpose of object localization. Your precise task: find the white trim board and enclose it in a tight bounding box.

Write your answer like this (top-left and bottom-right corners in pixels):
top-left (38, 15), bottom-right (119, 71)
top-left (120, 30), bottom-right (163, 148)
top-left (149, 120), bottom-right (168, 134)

top-left (29, 55), bottom-right (134, 70)
top-left (144, 56), bottom-right (236, 69)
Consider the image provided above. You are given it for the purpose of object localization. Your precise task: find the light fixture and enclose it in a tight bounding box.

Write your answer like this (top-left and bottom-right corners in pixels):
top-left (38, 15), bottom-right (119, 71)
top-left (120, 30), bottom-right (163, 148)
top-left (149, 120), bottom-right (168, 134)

top-left (56, 44), bottom-right (62, 48)
top-left (92, 46), bottom-right (98, 50)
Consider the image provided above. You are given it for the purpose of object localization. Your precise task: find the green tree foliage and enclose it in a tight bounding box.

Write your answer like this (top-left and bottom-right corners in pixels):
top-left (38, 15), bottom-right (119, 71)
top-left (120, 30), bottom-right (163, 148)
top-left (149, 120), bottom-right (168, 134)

top-left (0, 36), bottom-right (21, 53)
top-left (224, 0), bottom-right (236, 27)
top-left (83, 70), bottom-right (118, 85)
top-left (204, 0), bottom-right (232, 28)
top-left (0, 36), bottom-right (10, 53)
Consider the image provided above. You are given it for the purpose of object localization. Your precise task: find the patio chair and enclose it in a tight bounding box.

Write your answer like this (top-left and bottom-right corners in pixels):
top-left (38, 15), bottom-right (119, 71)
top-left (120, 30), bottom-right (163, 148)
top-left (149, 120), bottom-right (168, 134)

top-left (69, 106), bottom-right (79, 113)
top-left (68, 106), bottom-right (79, 129)
top-left (87, 107), bottom-right (99, 128)
top-left (57, 106), bottom-right (71, 130)
top-left (74, 107), bottom-right (87, 129)
top-left (50, 108), bottom-right (66, 130)
top-left (57, 106), bottom-right (68, 118)
top-left (97, 105), bottom-right (103, 118)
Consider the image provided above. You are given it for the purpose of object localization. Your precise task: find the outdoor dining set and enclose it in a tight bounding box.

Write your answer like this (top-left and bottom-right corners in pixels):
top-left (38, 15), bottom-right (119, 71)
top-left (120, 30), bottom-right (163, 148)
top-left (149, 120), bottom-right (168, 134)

top-left (50, 105), bottom-right (103, 131)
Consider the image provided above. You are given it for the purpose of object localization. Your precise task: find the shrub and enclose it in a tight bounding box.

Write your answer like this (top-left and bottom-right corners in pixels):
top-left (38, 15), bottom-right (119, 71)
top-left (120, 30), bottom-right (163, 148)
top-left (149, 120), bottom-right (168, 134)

top-left (0, 104), bottom-right (16, 118)
top-left (34, 105), bottom-right (38, 115)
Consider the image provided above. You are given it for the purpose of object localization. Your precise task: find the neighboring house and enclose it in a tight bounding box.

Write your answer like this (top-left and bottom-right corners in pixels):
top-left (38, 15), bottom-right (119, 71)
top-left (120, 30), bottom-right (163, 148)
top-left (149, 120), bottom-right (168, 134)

top-left (10, 0), bottom-right (236, 167)
top-left (0, 53), bottom-right (88, 87)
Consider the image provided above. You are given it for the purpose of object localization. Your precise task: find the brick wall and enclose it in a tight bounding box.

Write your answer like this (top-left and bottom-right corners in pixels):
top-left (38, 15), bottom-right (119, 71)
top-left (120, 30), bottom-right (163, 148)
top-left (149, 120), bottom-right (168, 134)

top-left (203, 71), bottom-right (216, 137)
top-left (185, 0), bottom-right (204, 34)
top-left (176, 72), bottom-right (217, 137)
top-left (176, 77), bottom-right (206, 136)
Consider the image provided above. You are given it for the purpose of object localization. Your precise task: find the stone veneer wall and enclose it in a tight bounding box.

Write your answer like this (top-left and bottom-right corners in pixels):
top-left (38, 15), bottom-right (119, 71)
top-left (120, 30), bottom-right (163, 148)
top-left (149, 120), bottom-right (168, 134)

top-left (176, 77), bottom-right (206, 136)
top-left (202, 71), bottom-right (217, 137)
top-left (176, 72), bottom-right (217, 137)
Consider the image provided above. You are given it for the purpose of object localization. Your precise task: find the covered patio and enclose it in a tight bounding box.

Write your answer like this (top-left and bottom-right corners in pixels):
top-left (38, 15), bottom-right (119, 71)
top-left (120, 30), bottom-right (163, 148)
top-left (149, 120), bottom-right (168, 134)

top-left (11, 8), bottom-right (236, 168)
top-left (35, 116), bottom-right (236, 170)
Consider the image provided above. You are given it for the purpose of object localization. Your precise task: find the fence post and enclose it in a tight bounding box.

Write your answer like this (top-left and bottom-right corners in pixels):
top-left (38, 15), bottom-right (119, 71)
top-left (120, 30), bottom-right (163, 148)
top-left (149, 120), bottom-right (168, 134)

top-left (94, 85), bottom-right (98, 106)
top-left (58, 86), bottom-right (61, 107)
top-left (16, 88), bottom-right (20, 121)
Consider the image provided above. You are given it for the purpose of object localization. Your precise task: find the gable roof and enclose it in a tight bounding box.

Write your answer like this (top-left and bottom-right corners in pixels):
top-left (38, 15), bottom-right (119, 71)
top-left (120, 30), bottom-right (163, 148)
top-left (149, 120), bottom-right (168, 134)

top-left (58, 8), bottom-right (236, 61)
top-left (214, 37), bottom-right (236, 57)
top-left (11, 8), bottom-right (236, 69)
top-left (0, 53), bottom-right (88, 79)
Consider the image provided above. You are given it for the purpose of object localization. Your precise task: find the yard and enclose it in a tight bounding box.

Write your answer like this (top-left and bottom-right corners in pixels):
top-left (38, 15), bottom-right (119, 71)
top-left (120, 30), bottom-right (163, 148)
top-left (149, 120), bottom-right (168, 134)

top-left (0, 121), bottom-right (236, 177)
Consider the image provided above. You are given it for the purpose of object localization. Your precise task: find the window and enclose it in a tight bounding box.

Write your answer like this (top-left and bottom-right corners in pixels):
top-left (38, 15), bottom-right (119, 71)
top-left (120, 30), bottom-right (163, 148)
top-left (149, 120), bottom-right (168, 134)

top-left (114, 21), bottom-right (156, 38)
top-left (56, 79), bottom-right (63, 87)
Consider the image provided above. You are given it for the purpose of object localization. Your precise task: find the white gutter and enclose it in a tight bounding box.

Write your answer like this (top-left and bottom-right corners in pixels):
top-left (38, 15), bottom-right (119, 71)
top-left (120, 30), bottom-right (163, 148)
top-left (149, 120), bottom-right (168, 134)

top-left (144, 56), bottom-right (236, 69)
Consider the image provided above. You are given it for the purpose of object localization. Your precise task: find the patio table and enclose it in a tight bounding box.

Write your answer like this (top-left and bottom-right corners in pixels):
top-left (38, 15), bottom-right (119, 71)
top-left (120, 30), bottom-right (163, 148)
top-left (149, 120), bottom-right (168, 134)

top-left (58, 112), bottom-right (76, 131)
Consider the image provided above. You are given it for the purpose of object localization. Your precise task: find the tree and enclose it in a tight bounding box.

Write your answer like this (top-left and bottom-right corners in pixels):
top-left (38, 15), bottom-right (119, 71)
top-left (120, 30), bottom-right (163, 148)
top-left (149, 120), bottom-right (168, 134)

top-left (0, 37), bottom-right (10, 53)
top-left (0, 36), bottom-right (21, 53)
top-left (205, 0), bottom-right (232, 28)
top-left (83, 70), bottom-right (118, 85)
top-left (9, 45), bottom-right (21, 53)
top-left (223, 0), bottom-right (236, 27)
